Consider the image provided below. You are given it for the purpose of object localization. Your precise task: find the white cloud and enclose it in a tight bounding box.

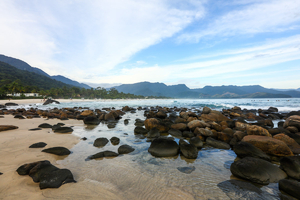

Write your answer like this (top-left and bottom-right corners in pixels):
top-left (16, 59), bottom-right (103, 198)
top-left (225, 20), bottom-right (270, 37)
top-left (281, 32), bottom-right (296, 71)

top-left (178, 0), bottom-right (300, 42)
top-left (0, 0), bottom-right (205, 80)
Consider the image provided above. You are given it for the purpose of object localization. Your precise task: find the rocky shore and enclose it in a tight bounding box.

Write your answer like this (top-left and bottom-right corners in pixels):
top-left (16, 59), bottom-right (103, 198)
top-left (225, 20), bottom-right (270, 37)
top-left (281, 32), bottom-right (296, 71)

top-left (1, 101), bottom-right (300, 199)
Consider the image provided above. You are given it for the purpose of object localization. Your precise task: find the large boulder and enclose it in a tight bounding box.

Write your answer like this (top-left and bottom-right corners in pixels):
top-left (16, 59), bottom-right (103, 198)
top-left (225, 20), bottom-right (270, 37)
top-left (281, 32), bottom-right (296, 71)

top-left (246, 125), bottom-right (272, 137)
top-left (83, 116), bottom-right (100, 125)
top-left (148, 138), bottom-right (179, 157)
top-left (206, 137), bottom-right (230, 150)
top-left (200, 110), bottom-right (229, 122)
top-left (280, 156), bottom-right (300, 180)
top-left (0, 125), bottom-right (18, 132)
top-left (202, 106), bottom-right (211, 114)
top-left (279, 179), bottom-right (300, 199)
top-left (273, 134), bottom-right (300, 154)
top-left (168, 129), bottom-right (183, 137)
top-left (170, 123), bottom-right (187, 131)
top-left (194, 127), bottom-right (214, 137)
top-left (230, 157), bottom-right (287, 185)
top-left (189, 137), bottom-right (203, 149)
top-left (93, 138), bottom-right (109, 147)
top-left (187, 120), bottom-right (207, 130)
top-left (144, 118), bottom-right (169, 133)
top-left (118, 145), bottom-right (135, 154)
top-left (17, 160), bottom-right (76, 189)
top-left (284, 115), bottom-right (300, 131)
top-left (179, 143), bottom-right (198, 159)
top-left (233, 142), bottom-right (270, 161)
top-left (242, 135), bottom-right (294, 157)
top-left (42, 147), bottom-right (71, 155)
top-left (147, 128), bottom-right (160, 138)
top-left (80, 110), bottom-right (94, 116)
top-left (134, 126), bottom-right (148, 135)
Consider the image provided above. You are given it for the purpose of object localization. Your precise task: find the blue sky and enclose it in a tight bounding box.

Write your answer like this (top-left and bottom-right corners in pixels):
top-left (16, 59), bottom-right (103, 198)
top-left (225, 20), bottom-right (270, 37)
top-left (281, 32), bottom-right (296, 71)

top-left (0, 0), bottom-right (300, 89)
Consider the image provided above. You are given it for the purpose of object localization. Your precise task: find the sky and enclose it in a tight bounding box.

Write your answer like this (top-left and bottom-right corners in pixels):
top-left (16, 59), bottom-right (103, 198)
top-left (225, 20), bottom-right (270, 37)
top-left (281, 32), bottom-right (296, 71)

top-left (0, 0), bottom-right (300, 89)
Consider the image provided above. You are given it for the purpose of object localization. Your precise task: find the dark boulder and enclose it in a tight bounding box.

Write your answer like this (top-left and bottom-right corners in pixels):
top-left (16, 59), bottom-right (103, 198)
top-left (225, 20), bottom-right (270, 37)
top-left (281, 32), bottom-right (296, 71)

top-left (148, 138), bottom-right (179, 157)
top-left (38, 123), bottom-right (52, 128)
top-left (189, 137), bottom-right (203, 149)
top-left (134, 126), bottom-right (148, 135)
top-left (14, 114), bottom-right (25, 119)
top-left (168, 129), bottom-right (183, 137)
top-left (177, 166), bottom-right (195, 174)
top-left (147, 128), bottom-right (160, 138)
top-left (0, 125), bottom-right (18, 132)
top-left (16, 160), bottom-right (75, 189)
top-left (118, 144), bottom-right (135, 154)
top-left (179, 143), bottom-right (198, 159)
top-left (233, 142), bottom-right (270, 161)
top-left (124, 119), bottom-right (129, 125)
top-left (206, 137), bottom-right (230, 150)
top-left (43, 99), bottom-right (60, 105)
top-left (42, 147), bottom-right (71, 155)
top-left (182, 131), bottom-right (194, 138)
top-left (29, 142), bottom-right (47, 148)
top-left (230, 157), bottom-right (287, 184)
top-left (53, 127), bottom-right (73, 133)
top-left (110, 137), bottom-right (120, 145)
top-left (279, 179), bottom-right (300, 199)
top-left (93, 138), bottom-right (109, 147)
top-left (5, 102), bottom-right (18, 106)
top-left (86, 150), bottom-right (118, 160)
top-left (280, 156), bottom-right (300, 180)
top-left (84, 116), bottom-right (100, 125)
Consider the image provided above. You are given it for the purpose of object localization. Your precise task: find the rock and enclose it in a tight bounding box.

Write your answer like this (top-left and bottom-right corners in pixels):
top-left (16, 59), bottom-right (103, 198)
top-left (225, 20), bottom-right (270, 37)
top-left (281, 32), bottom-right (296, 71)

top-left (280, 156), bottom-right (300, 180)
top-left (246, 125), bottom-right (272, 137)
top-left (235, 122), bottom-right (248, 131)
top-left (134, 126), bottom-right (148, 135)
top-left (286, 126), bottom-right (299, 133)
top-left (187, 120), bottom-right (206, 130)
top-left (189, 137), bottom-right (203, 149)
top-left (148, 138), bottom-right (179, 157)
top-left (230, 157), bottom-right (287, 184)
top-left (14, 114), bottom-right (25, 119)
top-left (202, 106), bottom-right (211, 114)
top-left (144, 118), bottom-right (169, 133)
top-left (104, 112), bottom-right (115, 121)
top-left (285, 133), bottom-right (300, 145)
top-left (182, 131), bottom-right (194, 138)
top-left (233, 142), bottom-right (270, 161)
top-left (147, 128), bottom-right (160, 138)
top-left (118, 145), bottom-right (135, 154)
top-left (217, 132), bottom-right (232, 143)
top-left (200, 110), bottom-right (229, 122)
top-left (81, 137), bottom-right (87, 140)
top-left (134, 120), bottom-right (145, 127)
top-left (83, 116), bottom-right (100, 125)
top-left (110, 137), bottom-right (120, 145)
top-left (122, 106), bottom-right (131, 112)
top-left (107, 123), bottom-right (116, 129)
top-left (42, 147), bottom-right (71, 155)
top-left (268, 107), bottom-right (278, 112)
top-left (233, 131), bottom-right (247, 141)
top-left (179, 143), bottom-right (198, 159)
top-left (279, 179), bottom-right (300, 199)
top-left (93, 138), bottom-right (109, 147)
top-left (43, 99), bottom-right (60, 105)
top-left (80, 110), bottom-right (94, 116)
top-left (124, 119), bottom-right (129, 125)
top-left (38, 123), bottom-right (52, 128)
top-left (170, 123), bottom-right (187, 131)
top-left (168, 129), bottom-right (182, 137)
top-left (284, 115), bottom-right (300, 131)
top-left (273, 134), bottom-right (300, 154)
top-left (0, 125), bottom-right (18, 132)
top-left (53, 127), bottom-right (73, 133)
top-left (29, 142), bottom-right (47, 148)
top-left (16, 160), bottom-right (75, 189)
top-left (177, 166), bottom-right (195, 174)
top-left (29, 128), bottom-right (42, 131)
top-left (86, 151), bottom-right (118, 160)
top-left (156, 111), bottom-right (167, 119)
top-left (242, 135), bottom-right (294, 157)
top-left (194, 127), bottom-right (214, 137)
top-left (5, 102), bottom-right (18, 106)
top-left (206, 137), bottom-right (230, 150)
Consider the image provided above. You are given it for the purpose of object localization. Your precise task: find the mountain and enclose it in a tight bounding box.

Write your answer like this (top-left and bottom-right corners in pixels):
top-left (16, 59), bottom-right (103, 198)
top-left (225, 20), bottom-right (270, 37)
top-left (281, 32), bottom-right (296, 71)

top-left (0, 54), bottom-right (91, 89)
top-left (113, 82), bottom-right (300, 98)
top-left (297, 88), bottom-right (300, 91)
top-left (0, 61), bottom-right (71, 90)
top-left (52, 75), bottom-right (91, 89)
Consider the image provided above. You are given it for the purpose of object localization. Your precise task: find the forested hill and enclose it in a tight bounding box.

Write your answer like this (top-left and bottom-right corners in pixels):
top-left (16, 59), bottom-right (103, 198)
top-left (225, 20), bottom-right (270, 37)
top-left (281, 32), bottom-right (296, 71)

top-left (0, 61), bottom-right (71, 90)
top-left (0, 54), bottom-right (91, 89)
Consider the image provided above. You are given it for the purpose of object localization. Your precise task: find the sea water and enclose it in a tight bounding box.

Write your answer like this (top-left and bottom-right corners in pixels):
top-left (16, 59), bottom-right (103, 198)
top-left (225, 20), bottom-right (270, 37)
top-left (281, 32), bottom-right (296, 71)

top-left (15, 98), bottom-right (300, 199)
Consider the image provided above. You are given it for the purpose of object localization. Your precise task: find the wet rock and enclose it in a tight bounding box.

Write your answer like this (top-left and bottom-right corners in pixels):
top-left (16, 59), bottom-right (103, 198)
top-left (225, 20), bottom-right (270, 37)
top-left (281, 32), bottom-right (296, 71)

top-left (0, 125), bottom-right (18, 132)
top-left (86, 151), bottom-right (118, 160)
top-left (144, 118), bottom-right (169, 133)
top-left (43, 99), bottom-right (60, 105)
top-left (280, 156), bottom-right (300, 180)
top-left (81, 137), bottom-right (87, 140)
top-left (217, 132), bottom-right (232, 143)
top-left (273, 134), bottom-right (300, 154)
top-left (284, 115), bottom-right (300, 131)
top-left (5, 102), bottom-right (18, 106)
top-left (202, 106), bottom-right (211, 114)
top-left (148, 138), bottom-right (179, 157)
top-left (233, 131), bottom-right (247, 141)
top-left (16, 160), bottom-right (75, 189)
top-left (53, 127), bottom-right (73, 133)
top-left (194, 127), bottom-right (214, 137)
top-left (156, 111), bottom-right (167, 119)
top-left (187, 120), bottom-right (207, 130)
top-left (29, 142), bottom-right (47, 148)
top-left (118, 144), bottom-right (135, 154)
top-left (134, 126), bottom-right (148, 135)
top-left (38, 123), bottom-right (52, 128)
top-left (110, 137), bottom-right (120, 145)
top-left (80, 110), bottom-right (94, 116)
top-left (104, 112), bottom-right (115, 121)
top-left (246, 125), bottom-right (272, 137)
top-left (168, 129), bottom-right (182, 137)
top-left (189, 137), bottom-right (203, 149)
top-left (286, 126), bottom-right (299, 133)
top-left (107, 123), bottom-right (116, 129)
top-left (242, 135), bottom-right (294, 157)
top-left (279, 179), bottom-right (300, 199)
top-left (42, 147), bottom-right (71, 155)
top-left (182, 131), bottom-right (194, 138)
top-left (29, 128), bottom-right (42, 131)
top-left (177, 166), bottom-right (195, 174)
top-left (230, 157), bottom-right (287, 184)
top-left (200, 110), bottom-right (229, 122)
top-left (147, 128), bottom-right (160, 138)
top-left (179, 143), bottom-right (198, 159)
top-left (83, 116), bottom-right (100, 125)
top-left (171, 123), bottom-right (187, 131)
top-left (206, 137), bottom-right (230, 150)
top-left (233, 142), bottom-right (270, 161)
top-left (93, 138), bottom-right (109, 147)
top-left (14, 114), bottom-right (25, 119)
top-left (124, 119), bottom-right (129, 125)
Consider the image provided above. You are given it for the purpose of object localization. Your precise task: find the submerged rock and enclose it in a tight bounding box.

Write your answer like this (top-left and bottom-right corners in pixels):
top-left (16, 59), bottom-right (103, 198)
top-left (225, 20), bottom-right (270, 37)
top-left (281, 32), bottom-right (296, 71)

top-left (177, 166), bottom-right (195, 174)
top-left (110, 137), bottom-right (120, 145)
top-left (86, 150), bottom-right (118, 160)
top-left (233, 142), bottom-right (270, 161)
top-left (206, 137), bottom-right (230, 150)
top-left (93, 137), bottom-right (109, 147)
top-left (84, 116), bottom-right (100, 125)
top-left (118, 145), bottom-right (135, 154)
top-left (179, 143), bottom-right (198, 159)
